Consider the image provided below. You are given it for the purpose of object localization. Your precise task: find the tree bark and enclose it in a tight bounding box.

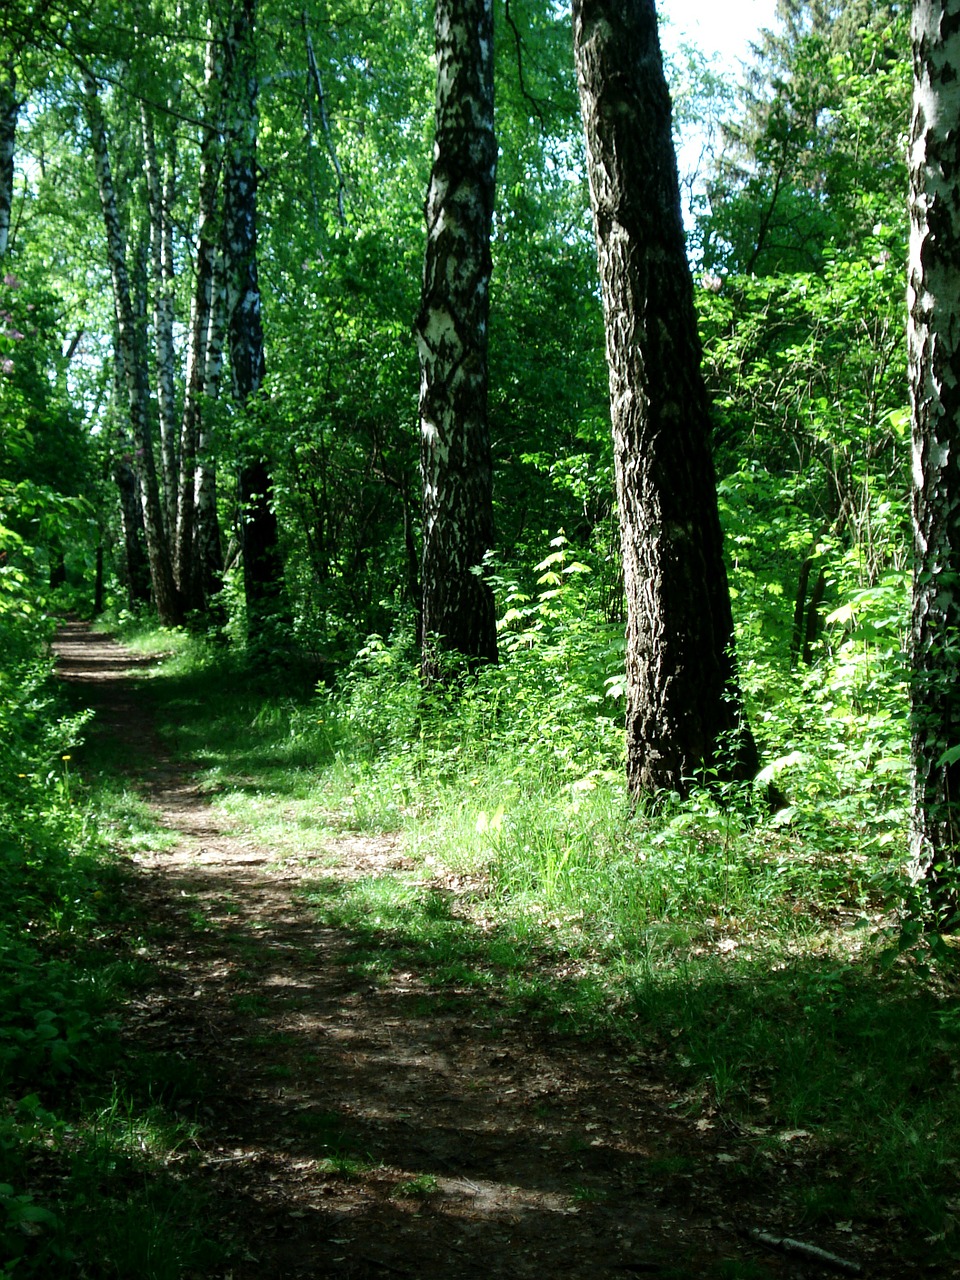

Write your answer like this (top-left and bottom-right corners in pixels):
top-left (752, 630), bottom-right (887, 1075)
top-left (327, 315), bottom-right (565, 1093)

top-left (573, 0), bottom-right (758, 798)
top-left (414, 0), bottom-right (499, 680)
top-left (907, 0), bottom-right (960, 913)
top-left (141, 104), bottom-right (179, 544)
top-left (222, 0), bottom-right (289, 654)
top-left (194, 254), bottom-right (227, 604)
top-left (177, 25), bottom-right (224, 612)
top-left (0, 60), bottom-right (16, 259)
top-left (114, 458), bottom-right (152, 609)
top-left (84, 69), bottom-right (180, 626)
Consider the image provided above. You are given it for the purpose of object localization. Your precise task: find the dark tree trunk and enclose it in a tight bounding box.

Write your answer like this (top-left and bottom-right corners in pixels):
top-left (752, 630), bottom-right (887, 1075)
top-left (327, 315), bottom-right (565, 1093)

top-left (573, 0), bottom-right (758, 798)
top-left (222, 0), bottom-right (289, 654)
top-left (414, 0), bottom-right (498, 680)
top-left (0, 61), bottom-right (16, 259)
top-left (94, 543), bottom-right (105, 615)
top-left (907, 0), bottom-right (960, 914)
top-left (114, 458), bottom-right (152, 608)
top-left (49, 549), bottom-right (66, 590)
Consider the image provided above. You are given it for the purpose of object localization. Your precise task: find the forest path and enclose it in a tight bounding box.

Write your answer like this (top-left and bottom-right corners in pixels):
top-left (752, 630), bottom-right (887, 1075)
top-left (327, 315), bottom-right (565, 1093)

top-left (53, 621), bottom-right (852, 1280)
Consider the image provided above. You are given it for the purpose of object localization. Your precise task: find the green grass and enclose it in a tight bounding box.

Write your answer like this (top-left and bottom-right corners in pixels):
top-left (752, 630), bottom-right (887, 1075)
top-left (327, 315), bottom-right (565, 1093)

top-left (0, 622), bottom-right (234, 1277)
top-left (0, 1092), bottom-right (226, 1278)
top-left (61, 622), bottom-right (960, 1269)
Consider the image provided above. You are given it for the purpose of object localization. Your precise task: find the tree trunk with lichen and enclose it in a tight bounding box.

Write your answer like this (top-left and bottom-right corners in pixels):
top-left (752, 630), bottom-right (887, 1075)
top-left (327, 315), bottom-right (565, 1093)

top-left (414, 0), bottom-right (498, 680)
top-left (573, 0), bottom-right (757, 799)
top-left (908, 0), bottom-right (960, 916)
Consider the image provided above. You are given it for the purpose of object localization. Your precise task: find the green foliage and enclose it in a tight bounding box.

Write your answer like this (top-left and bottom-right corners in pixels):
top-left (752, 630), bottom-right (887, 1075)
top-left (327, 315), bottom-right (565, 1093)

top-left (121, 556), bottom-right (948, 1266)
top-left (0, 0), bottom-right (951, 1264)
top-left (700, 7), bottom-right (909, 275)
top-left (0, 557), bottom-right (228, 1274)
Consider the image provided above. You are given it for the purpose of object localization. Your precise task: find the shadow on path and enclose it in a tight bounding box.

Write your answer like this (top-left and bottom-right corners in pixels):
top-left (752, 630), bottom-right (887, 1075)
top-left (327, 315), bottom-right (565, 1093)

top-left (53, 622), bottom-right (868, 1280)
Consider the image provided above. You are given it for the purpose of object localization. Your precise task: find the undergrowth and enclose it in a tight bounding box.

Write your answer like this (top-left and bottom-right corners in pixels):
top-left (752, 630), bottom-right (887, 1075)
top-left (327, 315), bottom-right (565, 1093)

top-left (0, 574), bottom-right (228, 1273)
top-left (113, 541), bottom-right (959, 1267)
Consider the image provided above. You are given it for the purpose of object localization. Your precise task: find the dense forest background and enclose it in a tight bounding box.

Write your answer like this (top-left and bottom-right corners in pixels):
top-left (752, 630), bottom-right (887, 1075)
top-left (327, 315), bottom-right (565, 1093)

top-left (6, 0), bottom-right (960, 1274)
top-left (3, 0), bottom-right (912, 820)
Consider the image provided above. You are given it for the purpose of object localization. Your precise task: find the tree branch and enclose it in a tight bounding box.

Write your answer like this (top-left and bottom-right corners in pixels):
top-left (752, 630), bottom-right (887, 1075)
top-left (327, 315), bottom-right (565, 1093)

top-left (503, 0), bottom-right (546, 131)
top-left (302, 12), bottom-right (347, 226)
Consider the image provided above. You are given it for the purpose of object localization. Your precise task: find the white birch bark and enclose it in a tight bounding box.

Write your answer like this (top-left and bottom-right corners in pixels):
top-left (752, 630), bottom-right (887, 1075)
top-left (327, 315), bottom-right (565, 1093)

top-left (193, 253), bottom-right (227, 603)
top-left (414, 0), bottom-right (498, 678)
top-left (0, 61), bottom-right (16, 259)
top-left (176, 25), bottom-right (224, 610)
top-left (141, 105), bottom-right (179, 543)
top-left (908, 0), bottom-right (960, 907)
top-left (83, 69), bottom-right (179, 625)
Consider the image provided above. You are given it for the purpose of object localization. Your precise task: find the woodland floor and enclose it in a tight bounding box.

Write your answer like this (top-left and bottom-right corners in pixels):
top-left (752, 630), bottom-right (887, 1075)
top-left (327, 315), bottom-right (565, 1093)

top-left (51, 621), bottom-right (933, 1279)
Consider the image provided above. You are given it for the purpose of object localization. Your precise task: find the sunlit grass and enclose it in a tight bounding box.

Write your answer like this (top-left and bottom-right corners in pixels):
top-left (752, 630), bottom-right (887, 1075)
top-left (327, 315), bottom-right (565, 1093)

top-left (119, 624), bottom-right (959, 1264)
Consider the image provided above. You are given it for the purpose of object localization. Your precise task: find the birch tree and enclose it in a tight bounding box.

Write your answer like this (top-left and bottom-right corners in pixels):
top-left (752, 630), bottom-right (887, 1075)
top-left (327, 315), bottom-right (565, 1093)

top-left (193, 259), bottom-right (227, 606)
top-left (176, 24), bottom-right (225, 613)
top-left (908, 0), bottom-right (960, 916)
top-left (414, 0), bottom-right (498, 679)
top-left (573, 0), bottom-right (758, 798)
top-left (83, 68), bottom-right (180, 626)
top-left (140, 103), bottom-right (179, 543)
top-left (222, 0), bottom-right (288, 654)
top-left (0, 60), bottom-right (16, 259)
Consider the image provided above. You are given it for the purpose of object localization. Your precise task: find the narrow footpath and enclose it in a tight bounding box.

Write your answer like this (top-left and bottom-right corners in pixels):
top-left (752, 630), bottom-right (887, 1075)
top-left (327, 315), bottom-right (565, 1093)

top-left (53, 622), bottom-right (892, 1279)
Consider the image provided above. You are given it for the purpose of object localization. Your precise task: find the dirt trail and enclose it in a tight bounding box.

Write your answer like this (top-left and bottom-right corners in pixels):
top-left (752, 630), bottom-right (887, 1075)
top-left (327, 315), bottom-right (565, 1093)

top-left (53, 622), bottom-right (887, 1279)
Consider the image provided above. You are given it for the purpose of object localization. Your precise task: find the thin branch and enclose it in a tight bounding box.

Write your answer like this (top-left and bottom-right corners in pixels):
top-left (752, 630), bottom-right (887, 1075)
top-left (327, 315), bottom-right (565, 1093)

top-left (503, 0), bottom-right (546, 131)
top-left (71, 55), bottom-right (208, 132)
top-left (746, 1228), bottom-right (862, 1276)
top-left (302, 12), bottom-right (346, 226)
top-left (62, 328), bottom-right (84, 363)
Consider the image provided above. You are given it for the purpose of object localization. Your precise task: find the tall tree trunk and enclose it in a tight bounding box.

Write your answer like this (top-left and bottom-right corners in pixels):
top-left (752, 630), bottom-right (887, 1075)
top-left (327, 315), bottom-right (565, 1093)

top-left (0, 60), bottom-right (16, 259)
top-left (907, 0), bottom-right (960, 916)
top-left (141, 104), bottom-right (179, 544)
top-left (110, 338), bottom-right (152, 608)
top-left (177, 25), bottom-right (223, 612)
top-left (573, 0), bottom-right (757, 798)
top-left (84, 69), bottom-right (180, 626)
top-left (194, 256), bottom-right (227, 603)
top-left (222, 0), bottom-right (289, 654)
top-left (414, 0), bottom-right (498, 680)
top-left (114, 458), bottom-right (152, 609)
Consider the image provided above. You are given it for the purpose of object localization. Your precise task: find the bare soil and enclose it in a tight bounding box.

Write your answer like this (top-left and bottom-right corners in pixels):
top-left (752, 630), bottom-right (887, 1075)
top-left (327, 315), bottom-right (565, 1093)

top-left (53, 621), bottom-right (919, 1279)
